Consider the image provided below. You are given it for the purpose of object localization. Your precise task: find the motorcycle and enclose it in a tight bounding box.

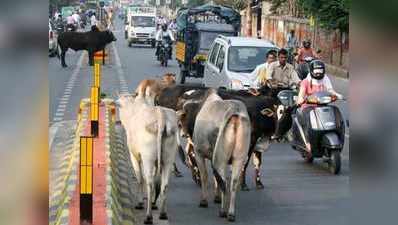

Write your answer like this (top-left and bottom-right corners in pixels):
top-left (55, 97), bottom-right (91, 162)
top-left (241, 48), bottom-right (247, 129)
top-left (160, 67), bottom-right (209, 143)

top-left (55, 22), bottom-right (65, 34)
top-left (277, 90), bottom-right (346, 174)
top-left (66, 23), bottom-right (77, 32)
top-left (157, 37), bottom-right (172, 67)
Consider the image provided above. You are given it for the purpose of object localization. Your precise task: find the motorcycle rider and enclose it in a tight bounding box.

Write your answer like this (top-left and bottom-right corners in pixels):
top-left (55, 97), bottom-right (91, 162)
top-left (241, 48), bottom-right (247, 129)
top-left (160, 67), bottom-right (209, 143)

top-left (72, 11), bottom-right (81, 28)
top-left (296, 60), bottom-right (343, 152)
top-left (266, 48), bottom-right (301, 88)
top-left (155, 23), bottom-right (175, 59)
top-left (297, 40), bottom-right (319, 64)
top-left (250, 49), bottom-right (277, 88)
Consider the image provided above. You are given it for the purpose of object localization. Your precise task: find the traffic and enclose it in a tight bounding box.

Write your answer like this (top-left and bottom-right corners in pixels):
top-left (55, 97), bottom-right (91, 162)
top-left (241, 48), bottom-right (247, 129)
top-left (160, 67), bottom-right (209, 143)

top-left (49, 1), bottom-right (349, 225)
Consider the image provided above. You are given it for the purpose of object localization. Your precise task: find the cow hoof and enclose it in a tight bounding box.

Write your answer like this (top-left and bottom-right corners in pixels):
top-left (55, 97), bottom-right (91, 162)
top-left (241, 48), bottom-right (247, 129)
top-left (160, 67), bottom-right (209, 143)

top-left (159, 212), bottom-right (168, 220)
top-left (135, 202), bottom-right (144, 210)
top-left (256, 181), bottom-right (264, 190)
top-left (144, 216), bottom-right (153, 224)
top-left (227, 214), bottom-right (236, 222)
top-left (62, 65), bottom-right (67, 68)
top-left (199, 200), bottom-right (208, 208)
top-left (151, 204), bottom-right (158, 210)
top-left (174, 170), bottom-right (183, 177)
top-left (241, 183), bottom-right (250, 191)
top-left (219, 211), bottom-right (227, 218)
top-left (214, 195), bottom-right (221, 204)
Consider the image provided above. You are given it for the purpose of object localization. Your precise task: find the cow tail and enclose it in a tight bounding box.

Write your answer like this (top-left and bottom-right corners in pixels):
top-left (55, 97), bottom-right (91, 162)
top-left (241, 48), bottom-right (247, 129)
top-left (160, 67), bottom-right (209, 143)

top-left (211, 108), bottom-right (235, 193)
top-left (156, 108), bottom-right (165, 176)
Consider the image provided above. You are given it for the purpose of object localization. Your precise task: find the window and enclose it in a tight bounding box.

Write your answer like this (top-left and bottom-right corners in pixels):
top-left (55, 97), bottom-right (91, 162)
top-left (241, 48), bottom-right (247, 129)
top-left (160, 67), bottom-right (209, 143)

top-left (216, 46), bottom-right (225, 71)
top-left (228, 47), bottom-right (278, 73)
top-left (131, 16), bottom-right (155, 27)
top-left (209, 43), bottom-right (221, 65)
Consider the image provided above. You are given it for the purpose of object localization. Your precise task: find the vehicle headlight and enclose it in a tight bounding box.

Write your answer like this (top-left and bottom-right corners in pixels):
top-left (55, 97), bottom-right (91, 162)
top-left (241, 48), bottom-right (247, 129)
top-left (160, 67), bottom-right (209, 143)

top-left (319, 96), bottom-right (332, 104)
top-left (231, 79), bottom-right (244, 90)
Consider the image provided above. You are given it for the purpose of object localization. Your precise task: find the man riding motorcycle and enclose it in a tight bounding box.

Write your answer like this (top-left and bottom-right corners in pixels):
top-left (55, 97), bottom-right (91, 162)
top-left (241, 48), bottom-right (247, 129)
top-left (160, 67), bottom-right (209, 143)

top-left (155, 24), bottom-right (175, 59)
top-left (297, 40), bottom-right (319, 64)
top-left (296, 60), bottom-right (343, 152)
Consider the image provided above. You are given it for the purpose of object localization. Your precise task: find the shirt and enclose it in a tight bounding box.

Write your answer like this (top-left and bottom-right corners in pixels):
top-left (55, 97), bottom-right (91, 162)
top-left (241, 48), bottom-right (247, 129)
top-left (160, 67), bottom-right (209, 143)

top-left (155, 30), bottom-right (175, 42)
top-left (298, 74), bottom-right (334, 109)
top-left (286, 33), bottom-right (298, 48)
top-left (66, 16), bottom-right (75, 24)
top-left (90, 15), bottom-right (97, 26)
top-left (72, 14), bottom-right (80, 23)
top-left (267, 61), bottom-right (301, 86)
top-left (249, 62), bottom-right (270, 88)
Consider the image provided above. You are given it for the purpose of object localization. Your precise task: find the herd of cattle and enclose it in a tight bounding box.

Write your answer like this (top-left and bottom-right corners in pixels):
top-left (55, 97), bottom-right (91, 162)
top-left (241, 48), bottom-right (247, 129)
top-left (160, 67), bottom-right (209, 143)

top-left (116, 73), bottom-right (293, 224)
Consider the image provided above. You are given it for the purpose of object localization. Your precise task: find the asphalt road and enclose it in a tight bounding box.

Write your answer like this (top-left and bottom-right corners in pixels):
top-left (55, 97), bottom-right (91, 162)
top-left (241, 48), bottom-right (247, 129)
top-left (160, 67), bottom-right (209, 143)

top-left (49, 19), bottom-right (350, 225)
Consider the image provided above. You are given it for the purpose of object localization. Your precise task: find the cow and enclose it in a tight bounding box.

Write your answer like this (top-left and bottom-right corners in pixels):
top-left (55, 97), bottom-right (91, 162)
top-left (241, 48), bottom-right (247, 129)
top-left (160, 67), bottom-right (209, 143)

top-left (57, 27), bottom-right (117, 67)
top-left (135, 73), bottom-right (177, 104)
top-left (177, 89), bottom-right (251, 222)
top-left (117, 92), bottom-right (178, 224)
top-left (158, 85), bottom-right (293, 192)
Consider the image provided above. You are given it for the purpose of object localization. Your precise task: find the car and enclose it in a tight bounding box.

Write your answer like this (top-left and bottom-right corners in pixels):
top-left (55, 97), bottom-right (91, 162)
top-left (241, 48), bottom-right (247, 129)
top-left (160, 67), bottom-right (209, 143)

top-left (203, 36), bottom-right (279, 90)
top-left (49, 20), bottom-right (58, 57)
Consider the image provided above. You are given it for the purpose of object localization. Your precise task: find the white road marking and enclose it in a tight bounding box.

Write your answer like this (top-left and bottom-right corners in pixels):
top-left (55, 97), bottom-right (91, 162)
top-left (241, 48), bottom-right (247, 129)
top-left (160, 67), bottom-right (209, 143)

top-left (112, 42), bottom-right (129, 94)
top-left (52, 52), bottom-right (85, 123)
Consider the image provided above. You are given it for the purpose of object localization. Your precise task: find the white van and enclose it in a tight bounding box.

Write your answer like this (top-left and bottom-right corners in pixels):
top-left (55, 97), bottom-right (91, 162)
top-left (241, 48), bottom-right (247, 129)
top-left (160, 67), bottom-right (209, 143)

top-left (203, 36), bottom-right (278, 90)
top-left (125, 6), bottom-right (156, 47)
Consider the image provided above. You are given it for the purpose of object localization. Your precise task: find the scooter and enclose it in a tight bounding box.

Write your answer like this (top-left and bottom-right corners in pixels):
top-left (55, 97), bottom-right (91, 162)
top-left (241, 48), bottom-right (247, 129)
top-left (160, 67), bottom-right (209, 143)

top-left (277, 90), bottom-right (346, 174)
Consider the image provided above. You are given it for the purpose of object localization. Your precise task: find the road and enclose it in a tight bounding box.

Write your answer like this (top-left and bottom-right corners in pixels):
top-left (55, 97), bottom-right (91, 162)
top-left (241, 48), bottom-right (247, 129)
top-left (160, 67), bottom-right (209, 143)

top-left (49, 19), bottom-right (349, 225)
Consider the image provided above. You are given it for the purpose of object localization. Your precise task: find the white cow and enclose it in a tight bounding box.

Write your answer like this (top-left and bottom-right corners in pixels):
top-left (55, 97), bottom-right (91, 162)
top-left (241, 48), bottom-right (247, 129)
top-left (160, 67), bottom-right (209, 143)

top-left (178, 89), bottom-right (251, 222)
top-left (117, 92), bottom-right (178, 224)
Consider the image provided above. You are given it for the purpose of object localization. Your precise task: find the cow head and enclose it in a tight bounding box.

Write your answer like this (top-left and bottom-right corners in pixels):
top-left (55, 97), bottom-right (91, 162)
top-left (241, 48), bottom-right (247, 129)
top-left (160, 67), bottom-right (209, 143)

top-left (176, 100), bottom-right (201, 138)
top-left (105, 30), bottom-right (117, 43)
top-left (161, 73), bottom-right (176, 86)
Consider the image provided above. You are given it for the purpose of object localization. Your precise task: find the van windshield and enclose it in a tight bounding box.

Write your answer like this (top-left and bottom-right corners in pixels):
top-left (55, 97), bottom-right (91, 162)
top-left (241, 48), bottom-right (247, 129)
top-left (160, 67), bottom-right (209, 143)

top-left (228, 46), bottom-right (277, 73)
top-left (131, 16), bottom-right (155, 27)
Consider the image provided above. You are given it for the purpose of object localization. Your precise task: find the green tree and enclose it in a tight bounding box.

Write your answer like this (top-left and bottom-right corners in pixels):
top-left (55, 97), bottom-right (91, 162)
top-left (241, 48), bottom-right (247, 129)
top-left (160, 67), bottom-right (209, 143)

top-left (297, 0), bottom-right (349, 32)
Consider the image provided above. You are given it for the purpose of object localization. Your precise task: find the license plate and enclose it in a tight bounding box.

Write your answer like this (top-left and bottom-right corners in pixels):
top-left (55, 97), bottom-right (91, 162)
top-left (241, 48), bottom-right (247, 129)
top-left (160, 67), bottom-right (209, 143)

top-left (139, 38), bottom-right (147, 42)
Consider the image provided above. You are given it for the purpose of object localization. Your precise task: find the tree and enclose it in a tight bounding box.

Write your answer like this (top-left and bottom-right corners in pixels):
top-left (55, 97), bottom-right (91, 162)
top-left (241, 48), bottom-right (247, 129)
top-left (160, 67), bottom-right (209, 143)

top-left (297, 0), bottom-right (349, 32)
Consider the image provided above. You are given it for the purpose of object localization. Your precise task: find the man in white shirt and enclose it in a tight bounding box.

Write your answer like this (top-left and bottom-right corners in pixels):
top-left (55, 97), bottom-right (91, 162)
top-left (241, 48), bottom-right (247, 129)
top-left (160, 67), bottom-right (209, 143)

top-left (250, 49), bottom-right (277, 88)
top-left (90, 13), bottom-right (97, 27)
top-left (72, 11), bottom-right (80, 24)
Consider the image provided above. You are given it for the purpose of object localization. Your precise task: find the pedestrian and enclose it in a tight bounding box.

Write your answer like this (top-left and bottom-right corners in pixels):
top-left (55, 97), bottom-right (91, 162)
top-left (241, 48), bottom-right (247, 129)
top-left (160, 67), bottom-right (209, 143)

top-left (249, 49), bottom-right (278, 88)
top-left (286, 30), bottom-right (299, 50)
top-left (266, 48), bottom-right (301, 87)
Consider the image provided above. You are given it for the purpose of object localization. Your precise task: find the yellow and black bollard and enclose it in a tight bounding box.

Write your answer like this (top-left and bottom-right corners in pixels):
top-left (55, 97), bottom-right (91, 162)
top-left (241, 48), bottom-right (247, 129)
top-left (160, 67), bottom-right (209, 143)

top-left (90, 87), bottom-right (99, 137)
top-left (80, 136), bottom-right (93, 223)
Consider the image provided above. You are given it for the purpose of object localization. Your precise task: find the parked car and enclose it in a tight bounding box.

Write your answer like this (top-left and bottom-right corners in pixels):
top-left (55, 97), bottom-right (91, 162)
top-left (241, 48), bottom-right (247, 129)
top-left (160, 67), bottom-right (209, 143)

top-left (203, 36), bottom-right (278, 90)
top-left (49, 20), bottom-right (58, 57)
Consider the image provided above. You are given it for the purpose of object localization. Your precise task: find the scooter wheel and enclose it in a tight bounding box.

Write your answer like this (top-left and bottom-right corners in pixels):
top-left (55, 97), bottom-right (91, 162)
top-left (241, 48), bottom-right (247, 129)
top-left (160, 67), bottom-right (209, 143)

top-left (329, 150), bottom-right (341, 174)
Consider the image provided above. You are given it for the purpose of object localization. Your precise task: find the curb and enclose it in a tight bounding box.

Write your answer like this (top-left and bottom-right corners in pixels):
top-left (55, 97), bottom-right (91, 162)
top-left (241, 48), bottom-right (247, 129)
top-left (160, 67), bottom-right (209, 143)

top-left (326, 63), bottom-right (349, 79)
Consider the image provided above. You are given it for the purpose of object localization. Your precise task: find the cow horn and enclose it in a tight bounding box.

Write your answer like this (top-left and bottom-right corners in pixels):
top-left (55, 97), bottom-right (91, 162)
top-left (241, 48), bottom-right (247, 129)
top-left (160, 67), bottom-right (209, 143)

top-left (261, 108), bottom-right (274, 117)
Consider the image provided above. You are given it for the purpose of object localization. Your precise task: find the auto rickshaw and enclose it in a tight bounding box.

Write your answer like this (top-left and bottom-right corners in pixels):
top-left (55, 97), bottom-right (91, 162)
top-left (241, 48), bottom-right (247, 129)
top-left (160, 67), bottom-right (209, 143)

top-left (175, 3), bottom-right (240, 84)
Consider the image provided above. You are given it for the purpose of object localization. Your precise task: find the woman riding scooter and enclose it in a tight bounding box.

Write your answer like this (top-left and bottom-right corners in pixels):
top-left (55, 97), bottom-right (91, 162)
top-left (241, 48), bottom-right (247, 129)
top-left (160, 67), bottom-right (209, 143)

top-left (296, 60), bottom-right (344, 155)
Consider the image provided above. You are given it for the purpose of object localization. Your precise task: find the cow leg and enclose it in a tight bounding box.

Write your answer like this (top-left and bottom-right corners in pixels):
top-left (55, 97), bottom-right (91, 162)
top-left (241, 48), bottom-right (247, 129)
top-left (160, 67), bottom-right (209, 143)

top-left (61, 49), bottom-right (67, 67)
top-left (172, 163), bottom-right (183, 177)
top-left (130, 152), bottom-right (144, 209)
top-left (213, 176), bottom-right (221, 204)
top-left (187, 142), bottom-right (201, 186)
top-left (218, 167), bottom-right (228, 218)
top-left (158, 162), bottom-right (172, 220)
top-left (88, 50), bottom-right (94, 66)
top-left (144, 167), bottom-right (155, 224)
top-left (195, 153), bottom-right (208, 208)
top-left (253, 151), bottom-right (264, 189)
top-left (228, 159), bottom-right (244, 222)
top-left (240, 151), bottom-right (253, 191)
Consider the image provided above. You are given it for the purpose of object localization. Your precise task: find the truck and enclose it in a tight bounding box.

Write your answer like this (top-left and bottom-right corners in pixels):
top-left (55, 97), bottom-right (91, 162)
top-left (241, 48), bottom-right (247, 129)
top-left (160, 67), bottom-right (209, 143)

top-left (125, 5), bottom-right (157, 48)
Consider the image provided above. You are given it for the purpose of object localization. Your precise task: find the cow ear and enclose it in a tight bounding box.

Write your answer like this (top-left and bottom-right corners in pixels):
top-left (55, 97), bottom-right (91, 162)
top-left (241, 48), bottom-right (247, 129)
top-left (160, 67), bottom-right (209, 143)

top-left (261, 108), bottom-right (274, 117)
